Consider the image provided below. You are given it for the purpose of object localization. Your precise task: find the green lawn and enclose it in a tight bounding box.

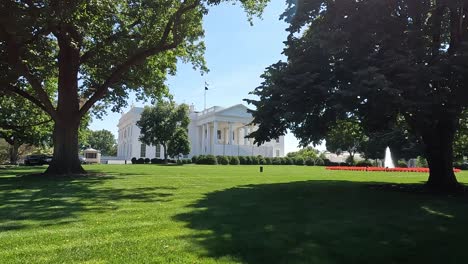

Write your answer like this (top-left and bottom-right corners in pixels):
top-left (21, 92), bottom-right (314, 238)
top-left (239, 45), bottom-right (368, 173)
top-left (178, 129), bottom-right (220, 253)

top-left (1, 165), bottom-right (468, 264)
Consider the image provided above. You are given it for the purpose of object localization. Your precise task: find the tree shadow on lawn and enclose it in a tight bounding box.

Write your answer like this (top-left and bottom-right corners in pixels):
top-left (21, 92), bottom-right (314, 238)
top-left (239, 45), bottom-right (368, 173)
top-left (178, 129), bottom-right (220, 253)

top-left (0, 172), bottom-right (176, 232)
top-left (175, 180), bottom-right (468, 264)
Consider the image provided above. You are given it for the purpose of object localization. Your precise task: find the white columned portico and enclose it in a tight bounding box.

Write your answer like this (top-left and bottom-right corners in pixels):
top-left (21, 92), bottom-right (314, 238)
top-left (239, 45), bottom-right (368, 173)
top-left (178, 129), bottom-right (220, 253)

top-left (228, 122), bottom-right (233, 145)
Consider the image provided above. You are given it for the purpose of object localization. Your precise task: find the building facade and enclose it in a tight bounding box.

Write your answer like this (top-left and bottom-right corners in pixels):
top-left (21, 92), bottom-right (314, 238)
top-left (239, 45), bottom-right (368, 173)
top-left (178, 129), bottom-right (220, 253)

top-left (117, 104), bottom-right (285, 160)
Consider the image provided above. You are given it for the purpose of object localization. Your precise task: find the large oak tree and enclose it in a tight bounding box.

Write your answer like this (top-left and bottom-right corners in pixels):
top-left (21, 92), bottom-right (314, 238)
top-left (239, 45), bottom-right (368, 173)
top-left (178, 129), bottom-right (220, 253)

top-left (0, 0), bottom-right (267, 174)
top-left (247, 0), bottom-right (468, 192)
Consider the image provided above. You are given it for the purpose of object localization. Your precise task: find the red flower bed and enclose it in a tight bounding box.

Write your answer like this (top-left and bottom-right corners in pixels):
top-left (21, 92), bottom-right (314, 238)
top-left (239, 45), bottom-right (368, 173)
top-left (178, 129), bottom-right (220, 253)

top-left (325, 166), bottom-right (462, 173)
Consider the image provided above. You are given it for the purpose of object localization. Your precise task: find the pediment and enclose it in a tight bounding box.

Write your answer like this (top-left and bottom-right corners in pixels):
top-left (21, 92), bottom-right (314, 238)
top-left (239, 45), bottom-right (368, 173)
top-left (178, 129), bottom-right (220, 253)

top-left (215, 104), bottom-right (252, 118)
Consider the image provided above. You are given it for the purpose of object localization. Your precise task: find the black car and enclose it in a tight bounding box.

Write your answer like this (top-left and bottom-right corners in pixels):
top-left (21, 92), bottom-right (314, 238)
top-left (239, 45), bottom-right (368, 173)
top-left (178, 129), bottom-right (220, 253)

top-left (24, 155), bottom-right (52, 166)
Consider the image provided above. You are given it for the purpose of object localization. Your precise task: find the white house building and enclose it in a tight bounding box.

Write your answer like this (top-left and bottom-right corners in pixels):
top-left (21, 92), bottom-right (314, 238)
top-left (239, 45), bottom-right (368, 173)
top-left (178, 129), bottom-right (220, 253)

top-left (117, 104), bottom-right (285, 160)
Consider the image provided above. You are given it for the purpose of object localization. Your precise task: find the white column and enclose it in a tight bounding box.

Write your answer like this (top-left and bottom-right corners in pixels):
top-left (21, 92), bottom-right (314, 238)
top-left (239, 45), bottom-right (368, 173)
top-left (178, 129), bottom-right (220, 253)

top-left (228, 122), bottom-right (233, 145)
top-left (244, 126), bottom-right (248, 145)
top-left (201, 124), bottom-right (205, 154)
top-left (207, 122), bottom-right (211, 154)
top-left (212, 121), bottom-right (218, 155)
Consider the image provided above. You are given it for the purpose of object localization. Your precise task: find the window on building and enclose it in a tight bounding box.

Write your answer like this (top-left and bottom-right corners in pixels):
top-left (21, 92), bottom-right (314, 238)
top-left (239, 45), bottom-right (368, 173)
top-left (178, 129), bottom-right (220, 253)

top-left (276, 149), bottom-right (280, 157)
top-left (276, 138), bottom-right (280, 143)
top-left (86, 153), bottom-right (97, 159)
top-left (232, 131), bottom-right (235, 141)
top-left (156, 144), bottom-right (161, 158)
top-left (140, 144), bottom-right (146, 158)
top-left (217, 130), bottom-right (221, 140)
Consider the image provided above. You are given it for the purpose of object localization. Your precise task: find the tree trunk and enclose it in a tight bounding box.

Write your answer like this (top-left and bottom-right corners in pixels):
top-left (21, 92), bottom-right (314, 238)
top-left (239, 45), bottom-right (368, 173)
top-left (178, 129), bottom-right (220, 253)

top-left (44, 32), bottom-right (84, 175)
top-left (421, 118), bottom-right (461, 193)
top-left (8, 140), bottom-right (20, 165)
top-left (45, 119), bottom-right (85, 175)
top-left (163, 144), bottom-right (168, 164)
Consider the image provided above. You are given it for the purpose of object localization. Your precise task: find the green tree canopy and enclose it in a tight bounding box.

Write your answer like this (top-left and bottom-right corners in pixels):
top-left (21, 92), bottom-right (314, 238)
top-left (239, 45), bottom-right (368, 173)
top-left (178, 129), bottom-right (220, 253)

top-left (287, 146), bottom-right (319, 160)
top-left (0, 93), bottom-right (52, 164)
top-left (86, 130), bottom-right (117, 156)
top-left (325, 119), bottom-right (366, 162)
top-left (167, 128), bottom-right (191, 160)
top-left (247, 0), bottom-right (468, 192)
top-left (137, 101), bottom-right (190, 163)
top-left (0, 0), bottom-right (268, 174)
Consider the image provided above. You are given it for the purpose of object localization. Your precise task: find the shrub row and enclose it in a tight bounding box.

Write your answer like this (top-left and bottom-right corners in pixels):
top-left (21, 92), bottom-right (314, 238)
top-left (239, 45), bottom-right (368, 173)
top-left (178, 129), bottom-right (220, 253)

top-left (131, 157), bottom-right (192, 165)
top-left (190, 155), bottom-right (326, 166)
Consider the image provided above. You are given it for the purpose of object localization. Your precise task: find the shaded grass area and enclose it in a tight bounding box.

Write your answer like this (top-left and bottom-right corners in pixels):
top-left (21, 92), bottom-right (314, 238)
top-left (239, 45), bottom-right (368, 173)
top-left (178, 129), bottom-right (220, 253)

top-left (0, 165), bottom-right (467, 263)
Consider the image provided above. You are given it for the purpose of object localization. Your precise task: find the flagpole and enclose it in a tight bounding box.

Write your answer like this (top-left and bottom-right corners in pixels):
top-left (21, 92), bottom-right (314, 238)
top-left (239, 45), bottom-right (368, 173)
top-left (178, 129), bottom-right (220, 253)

top-left (204, 88), bottom-right (206, 110)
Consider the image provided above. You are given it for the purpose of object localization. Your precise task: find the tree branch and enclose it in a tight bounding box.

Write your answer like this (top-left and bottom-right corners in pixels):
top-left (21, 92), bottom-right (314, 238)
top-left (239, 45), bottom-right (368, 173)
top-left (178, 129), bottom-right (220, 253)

top-left (0, 118), bottom-right (52, 131)
top-left (80, 18), bottom-right (142, 64)
top-left (1, 83), bottom-right (55, 118)
top-left (79, 0), bottom-right (200, 117)
top-left (1, 24), bottom-right (58, 120)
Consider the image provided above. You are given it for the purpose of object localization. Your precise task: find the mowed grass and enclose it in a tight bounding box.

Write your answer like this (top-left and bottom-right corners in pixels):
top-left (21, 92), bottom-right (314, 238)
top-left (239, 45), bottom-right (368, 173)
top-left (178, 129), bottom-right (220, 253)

top-left (1, 165), bottom-right (468, 264)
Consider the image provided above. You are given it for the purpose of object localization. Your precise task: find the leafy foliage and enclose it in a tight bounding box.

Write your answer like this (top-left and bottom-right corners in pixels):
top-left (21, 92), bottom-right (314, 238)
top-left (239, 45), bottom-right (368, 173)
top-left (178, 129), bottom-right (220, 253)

top-left (0, 94), bottom-right (52, 163)
top-left (247, 0), bottom-right (468, 191)
top-left (137, 101), bottom-right (189, 162)
top-left (86, 130), bottom-right (117, 156)
top-left (167, 128), bottom-right (191, 159)
top-left (325, 119), bottom-right (366, 160)
top-left (0, 0), bottom-right (268, 173)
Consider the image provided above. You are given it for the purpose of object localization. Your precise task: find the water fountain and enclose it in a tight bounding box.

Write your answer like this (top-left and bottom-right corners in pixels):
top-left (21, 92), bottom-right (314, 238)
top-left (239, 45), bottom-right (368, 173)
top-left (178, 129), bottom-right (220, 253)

top-left (384, 146), bottom-right (395, 168)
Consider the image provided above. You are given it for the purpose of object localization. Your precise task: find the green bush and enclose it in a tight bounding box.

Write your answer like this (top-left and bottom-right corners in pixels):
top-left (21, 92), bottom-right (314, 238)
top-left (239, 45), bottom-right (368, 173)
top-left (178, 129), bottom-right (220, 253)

top-left (305, 158), bottom-right (314, 166)
top-left (176, 159), bottom-right (183, 165)
top-left (315, 158), bottom-right (325, 166)
top-left (257, 156), bottom-right (266, 165)
top-left (251, 156), bottom-right (259, 165)
top-left (196, 155), bottom-right (217, 165)
top-left (191, 155), bottom-right (198, 163)
top-left (151, 158), bottom-right (164, 164)
top-left (265, 157), bottom-right (272, 165)
top-left (217, 155), bottom-right (230, 165)
top-left (284, 157), bottom-right (293, 165)
top-left (239, 156), bottom-right (247, 165)
top-left (195, 155), bottom-right (205, 164)
top-left (131, 157), bottom-right (137, 164)
top-left (416, 156), bottom-right (428, 167)
top-left (144, 158), bottom-right (150, 164)
top-left (272, 157), bottom-right (282, 165)
top-left (245, 156), bottom-right (252, 165)
top-left (397, 160), bottom-right (407, 168)
top-left (294, 157), bottom-right (305, 166)
top-left (356, 160), bottom-right (373, 167)
top-left (230, 156), bottom-right (240, 165)
top-left (137, 158), bottom-right (145, 164)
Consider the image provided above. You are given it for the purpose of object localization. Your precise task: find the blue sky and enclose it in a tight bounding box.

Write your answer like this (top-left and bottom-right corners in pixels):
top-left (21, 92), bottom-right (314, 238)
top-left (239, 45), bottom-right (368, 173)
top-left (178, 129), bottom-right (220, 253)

top-left (89, 1), bottom-right (324, 154)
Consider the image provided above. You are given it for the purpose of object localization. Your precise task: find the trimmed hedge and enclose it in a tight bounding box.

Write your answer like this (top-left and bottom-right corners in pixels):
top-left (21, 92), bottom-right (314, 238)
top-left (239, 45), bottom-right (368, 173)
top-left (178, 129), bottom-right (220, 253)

top-left (217, 155), bottom-right (230, 165)
top-left (294, 157), bottom-right (305, 166)
top-left (230, 156), bottom-right (240, 165)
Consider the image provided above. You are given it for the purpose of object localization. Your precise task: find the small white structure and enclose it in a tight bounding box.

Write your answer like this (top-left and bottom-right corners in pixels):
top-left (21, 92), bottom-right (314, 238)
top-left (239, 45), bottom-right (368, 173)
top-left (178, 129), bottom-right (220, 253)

top-left (83, 148), bottom-right (101, 164)
top-left (117, 104), bottom-right (285, 160)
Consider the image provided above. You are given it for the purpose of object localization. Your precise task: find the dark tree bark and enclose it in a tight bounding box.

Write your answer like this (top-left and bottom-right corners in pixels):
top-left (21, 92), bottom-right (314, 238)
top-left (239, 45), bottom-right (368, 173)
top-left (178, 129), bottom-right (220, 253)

top-left (45, 119), bottom-right (85, 175)
top-left (8, 140), bottom-right (20, 165)
top-left (45, 29), bottom-right (85, 175)
top-left (421, 116), bottom-right (461, 193)
top-left (163, 143), bottom-right (168, 164)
